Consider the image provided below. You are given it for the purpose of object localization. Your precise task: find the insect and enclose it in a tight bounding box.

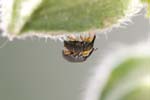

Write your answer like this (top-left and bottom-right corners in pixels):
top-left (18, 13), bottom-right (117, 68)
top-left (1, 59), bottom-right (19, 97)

top-left (62, 34), bottom-right (97, 62)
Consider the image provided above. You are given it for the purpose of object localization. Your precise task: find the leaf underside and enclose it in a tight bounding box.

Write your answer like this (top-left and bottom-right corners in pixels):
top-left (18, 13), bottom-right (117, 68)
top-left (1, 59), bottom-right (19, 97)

top-left (8, 0), bottom-right (131, 35)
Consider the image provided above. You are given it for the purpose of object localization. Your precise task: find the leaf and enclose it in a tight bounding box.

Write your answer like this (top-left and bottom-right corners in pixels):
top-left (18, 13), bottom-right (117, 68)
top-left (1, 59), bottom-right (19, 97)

top-left (7, 0), bottom-right (42, 35)
top-left (141, 0), bottom-right (150, 18)
top-left (2, 0), bottom-right (142, 37)
top-left (100, 58), bottom-right (150, 100)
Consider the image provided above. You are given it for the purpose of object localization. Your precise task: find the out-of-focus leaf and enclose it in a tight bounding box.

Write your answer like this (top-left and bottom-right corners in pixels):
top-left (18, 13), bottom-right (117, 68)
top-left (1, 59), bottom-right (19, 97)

top-left (121, 87), bottom-right (150, 100)
top-left (100, 57), bottom-right (150, 100)
top-left (141, 0), bottom-right (150, 18)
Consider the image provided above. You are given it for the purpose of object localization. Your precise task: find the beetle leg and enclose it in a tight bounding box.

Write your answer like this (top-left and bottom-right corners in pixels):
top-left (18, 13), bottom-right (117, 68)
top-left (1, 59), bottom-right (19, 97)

top-left (86, 35), bottom-right (91, 42)
top-left (80, 35), bottom-right (91, 42)
top-left (67, 35), bottom-right (76, 41)
top-left (87, 32), bottom-right (96, 42)
top-left (85, 34), bottom-right (93, 42)
top-left (63, 48), bottom-right (71, 55)
top-left (80, 35), bottom-right (84, 41)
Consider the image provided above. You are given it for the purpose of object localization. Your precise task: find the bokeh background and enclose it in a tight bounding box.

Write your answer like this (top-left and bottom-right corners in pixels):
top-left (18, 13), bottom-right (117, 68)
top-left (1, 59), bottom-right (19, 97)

top-left (0, 9), bottom-right (149, 100)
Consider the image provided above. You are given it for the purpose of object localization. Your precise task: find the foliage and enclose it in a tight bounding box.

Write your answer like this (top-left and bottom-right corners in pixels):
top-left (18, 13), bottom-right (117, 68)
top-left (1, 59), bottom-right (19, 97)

top-left (5, 0), bottom-right (131, 35)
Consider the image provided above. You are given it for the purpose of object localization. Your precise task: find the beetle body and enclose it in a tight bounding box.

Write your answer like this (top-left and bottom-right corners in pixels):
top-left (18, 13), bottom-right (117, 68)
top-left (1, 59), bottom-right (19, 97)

top-left (62, 34), bottom-right (96, 62)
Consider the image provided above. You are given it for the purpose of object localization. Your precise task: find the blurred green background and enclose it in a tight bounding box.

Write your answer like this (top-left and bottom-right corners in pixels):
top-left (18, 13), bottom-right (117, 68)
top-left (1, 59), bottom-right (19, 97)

top-left (0, 10), bottom-right (149, 100)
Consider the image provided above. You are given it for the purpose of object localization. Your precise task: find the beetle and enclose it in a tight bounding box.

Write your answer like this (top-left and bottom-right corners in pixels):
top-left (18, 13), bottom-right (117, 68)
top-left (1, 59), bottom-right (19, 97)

top-left (62, 34), bottom-right (96, 62)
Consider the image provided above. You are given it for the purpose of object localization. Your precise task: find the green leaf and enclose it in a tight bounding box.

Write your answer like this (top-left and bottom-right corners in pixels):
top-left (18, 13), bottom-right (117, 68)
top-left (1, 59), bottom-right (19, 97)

top-left (141, 0), bottom-right (150, 18)
top-left (100, 57), bottom-right (150, 100)
top-left (3, 0), bottom-right (142, 36)
top-left (7, 0), bottom-right (42, 35)
top-left (22, 0), bottom-right (129, 33)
